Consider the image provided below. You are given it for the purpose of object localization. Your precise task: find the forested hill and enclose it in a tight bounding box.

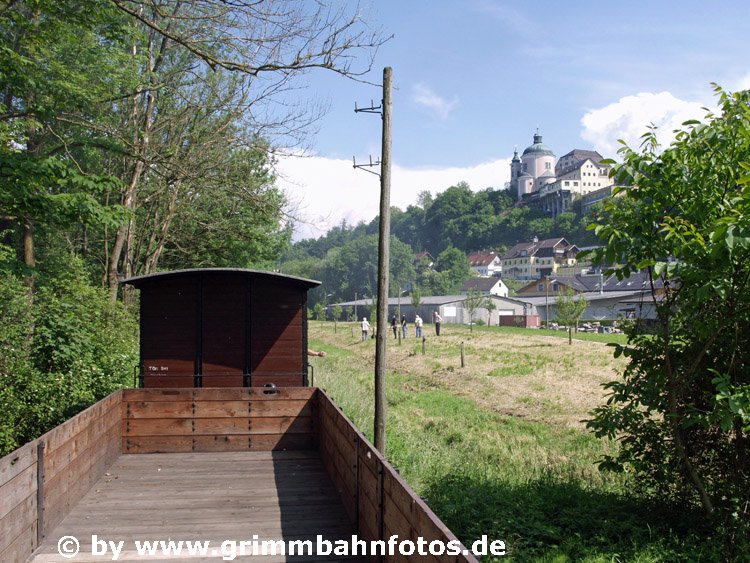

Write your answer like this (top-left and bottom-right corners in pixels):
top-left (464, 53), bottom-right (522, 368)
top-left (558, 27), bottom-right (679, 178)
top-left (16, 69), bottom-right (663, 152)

top-left (278, 182), bottom-right (600, 307)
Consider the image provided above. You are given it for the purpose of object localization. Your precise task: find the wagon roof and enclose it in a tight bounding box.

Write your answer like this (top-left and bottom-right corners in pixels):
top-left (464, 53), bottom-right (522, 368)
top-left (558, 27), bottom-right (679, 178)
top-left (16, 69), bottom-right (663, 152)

top-left (121, 268), bottom-right (321, 289)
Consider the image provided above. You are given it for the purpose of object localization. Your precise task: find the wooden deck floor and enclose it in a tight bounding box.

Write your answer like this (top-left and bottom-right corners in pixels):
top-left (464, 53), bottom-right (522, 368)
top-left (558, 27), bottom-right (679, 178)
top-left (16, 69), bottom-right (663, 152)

top-left (31, 451), bottom-right (363, 562)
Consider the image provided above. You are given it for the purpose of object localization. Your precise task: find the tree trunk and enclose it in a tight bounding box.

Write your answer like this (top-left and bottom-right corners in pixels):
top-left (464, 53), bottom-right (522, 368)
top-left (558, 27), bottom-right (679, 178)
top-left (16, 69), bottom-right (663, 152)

top-left (22, 220), bottom-right (35, 266)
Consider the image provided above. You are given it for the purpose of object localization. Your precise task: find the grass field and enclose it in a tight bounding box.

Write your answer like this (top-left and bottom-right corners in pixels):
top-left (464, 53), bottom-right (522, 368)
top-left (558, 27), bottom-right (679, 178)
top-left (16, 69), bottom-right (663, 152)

top-left (308, 322), bottom-right (720, 562)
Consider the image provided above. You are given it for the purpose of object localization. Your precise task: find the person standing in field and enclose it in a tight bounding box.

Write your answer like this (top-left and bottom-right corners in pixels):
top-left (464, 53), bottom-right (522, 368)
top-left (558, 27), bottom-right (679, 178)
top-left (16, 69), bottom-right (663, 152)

top-left (401, 314), bottom-right (407, 338)
top-left (390, 315), bottom-right (398, 339)
top-left (433, 311), bottom-right (442, 336)
top-left (415, 315), bottom-right (423, 338)
top-left (361, 317), bottom-right (370, 341)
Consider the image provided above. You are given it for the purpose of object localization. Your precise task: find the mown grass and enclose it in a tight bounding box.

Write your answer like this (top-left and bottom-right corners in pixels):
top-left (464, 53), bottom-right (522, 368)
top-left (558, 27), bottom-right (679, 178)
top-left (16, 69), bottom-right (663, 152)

top-left (308, 325), bottom-right (725, 562)
top-left (481, 325), bottom-right (629, 346)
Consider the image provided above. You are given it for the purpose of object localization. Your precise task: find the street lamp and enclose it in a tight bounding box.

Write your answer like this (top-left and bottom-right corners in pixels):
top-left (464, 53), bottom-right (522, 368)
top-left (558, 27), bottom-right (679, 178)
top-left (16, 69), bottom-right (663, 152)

top-left (545, 275), bottom-right (557, 329)
top-left (397, 286), bottom-right (408, 344)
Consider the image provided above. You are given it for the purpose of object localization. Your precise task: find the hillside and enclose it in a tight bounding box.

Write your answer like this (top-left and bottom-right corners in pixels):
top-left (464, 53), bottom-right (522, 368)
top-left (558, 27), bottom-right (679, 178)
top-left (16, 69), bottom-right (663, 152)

top-left (280, 182), bottom-right (601, 307)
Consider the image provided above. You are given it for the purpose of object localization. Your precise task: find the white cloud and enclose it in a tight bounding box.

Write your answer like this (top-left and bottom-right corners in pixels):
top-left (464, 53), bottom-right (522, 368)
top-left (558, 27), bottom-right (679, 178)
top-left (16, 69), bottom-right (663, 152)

top-left (730, 72), bottom-right (750, 91)
top-left (580, 91), bottom-right (711, 157)
top-left (276, 153), bottom-right (510, 241)
top-left (412, 83), bottom-right (459, 120)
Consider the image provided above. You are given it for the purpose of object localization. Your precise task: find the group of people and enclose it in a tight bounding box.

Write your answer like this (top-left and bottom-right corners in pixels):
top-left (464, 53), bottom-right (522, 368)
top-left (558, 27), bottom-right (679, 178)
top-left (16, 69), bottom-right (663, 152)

top-left (360, 311), bottom-right (441, 341)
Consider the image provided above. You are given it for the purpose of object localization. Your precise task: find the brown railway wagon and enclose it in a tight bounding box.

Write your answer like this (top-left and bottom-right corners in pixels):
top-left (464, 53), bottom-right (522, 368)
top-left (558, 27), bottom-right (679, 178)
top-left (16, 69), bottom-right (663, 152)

top-left (0, 388), bottom-right (479, 563)
top-left (123, 269), bottom-right (320, 389)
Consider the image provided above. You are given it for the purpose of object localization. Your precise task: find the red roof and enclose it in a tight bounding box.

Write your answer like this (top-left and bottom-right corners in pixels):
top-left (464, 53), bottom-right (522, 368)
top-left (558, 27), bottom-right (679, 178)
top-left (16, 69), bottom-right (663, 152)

top-left (467, 251), bottom-right (500, 267)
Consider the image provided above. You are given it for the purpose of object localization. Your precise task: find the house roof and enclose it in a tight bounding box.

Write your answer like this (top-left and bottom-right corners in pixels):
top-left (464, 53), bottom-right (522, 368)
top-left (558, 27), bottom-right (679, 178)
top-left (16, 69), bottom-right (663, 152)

top-left (331, 294), bottom-right (527, 308)
top-left (467, 251), bottom-right (500, 267)
top-left (501, 237), bottom-right (576, 260)
top-left (461, 278), bottom-right (503, 292)
top-left (558, 149), bottom-right (604, 164)
top-left (414, 251), bottom-right (434, 262)
top-left (516, 289), bottom-right (650, 306)
top-left (517, 270), bottom-right (665, 295)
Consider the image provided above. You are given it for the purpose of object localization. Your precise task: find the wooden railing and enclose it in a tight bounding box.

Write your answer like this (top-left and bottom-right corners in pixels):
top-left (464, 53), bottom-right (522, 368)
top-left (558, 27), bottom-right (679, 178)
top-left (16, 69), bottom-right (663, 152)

top-left (1, 387), bottom-right (478, 563)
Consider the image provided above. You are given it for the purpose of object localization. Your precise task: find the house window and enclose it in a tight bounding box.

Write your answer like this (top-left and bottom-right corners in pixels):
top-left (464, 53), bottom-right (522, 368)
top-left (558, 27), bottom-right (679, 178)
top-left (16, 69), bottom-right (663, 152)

top-left (545, 162), bottom-right (551, 169)
top-left (537, 283), bottom-right (544, 292)
top-left (552, 282), bottom-right (559, 292)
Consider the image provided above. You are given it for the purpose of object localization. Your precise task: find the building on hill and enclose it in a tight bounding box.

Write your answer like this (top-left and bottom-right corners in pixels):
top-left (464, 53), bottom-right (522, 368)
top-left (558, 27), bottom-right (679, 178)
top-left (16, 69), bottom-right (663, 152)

top-left (467, 250), bottom-right (502, 277)
top-left (460, 277), bottom-right (509, 297)
top-left (508, 131), bottom-right (614, 217)
top-left (500, 237), bottom-right (579, 280)
top-left (414, 251), bottom-right (435, 270)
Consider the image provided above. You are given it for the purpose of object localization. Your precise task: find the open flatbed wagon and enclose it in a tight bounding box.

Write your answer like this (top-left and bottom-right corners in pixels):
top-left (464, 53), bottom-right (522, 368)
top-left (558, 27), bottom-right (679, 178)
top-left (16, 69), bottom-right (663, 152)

top-left (1, 270), bottom-right (479, 562)
top-left (1, 387), bottom-right (478, 562)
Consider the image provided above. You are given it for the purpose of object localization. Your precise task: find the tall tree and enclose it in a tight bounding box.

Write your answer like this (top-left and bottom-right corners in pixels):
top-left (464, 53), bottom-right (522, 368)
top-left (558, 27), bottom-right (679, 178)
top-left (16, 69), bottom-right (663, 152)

top-left (0, 0), bottom-right (130, 276)
top-left (104, 0), bottom-right (387, 298)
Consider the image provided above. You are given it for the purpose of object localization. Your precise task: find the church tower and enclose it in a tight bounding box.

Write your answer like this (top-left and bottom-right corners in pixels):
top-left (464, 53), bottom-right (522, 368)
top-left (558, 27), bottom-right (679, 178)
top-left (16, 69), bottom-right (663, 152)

top-left (509, 148), bottom-right (522, 196)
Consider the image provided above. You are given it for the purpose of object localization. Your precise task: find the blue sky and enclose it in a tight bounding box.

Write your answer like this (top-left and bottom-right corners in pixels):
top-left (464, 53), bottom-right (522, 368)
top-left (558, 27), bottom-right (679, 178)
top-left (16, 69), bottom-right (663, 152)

top-left (277, 0), bottom-right (750, 239)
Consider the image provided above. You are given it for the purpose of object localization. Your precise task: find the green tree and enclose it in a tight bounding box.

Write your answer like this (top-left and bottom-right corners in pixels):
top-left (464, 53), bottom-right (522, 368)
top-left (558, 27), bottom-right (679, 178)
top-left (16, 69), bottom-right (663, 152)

top-left (312, 302), bottom-right (325, 321)
top-left (554, 287), bottom-right (588, 342)
top-left (0, 0), bottom-right (131, 273)
top-left (331, 304), bottom-right (343, 322)
top-left (586, 87), bottom-right (750, 532)
top-left (463, 288), bottom-right (494, 332)
top-left (435, 246), bottom-right (473, 294)
top-left (410, 285), bottom-right (422, 310)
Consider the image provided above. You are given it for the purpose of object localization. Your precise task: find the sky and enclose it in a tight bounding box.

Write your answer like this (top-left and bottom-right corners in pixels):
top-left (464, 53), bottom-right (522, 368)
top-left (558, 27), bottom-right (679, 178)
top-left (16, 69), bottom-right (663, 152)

top-left (275, 0), bottom-right (750, 240)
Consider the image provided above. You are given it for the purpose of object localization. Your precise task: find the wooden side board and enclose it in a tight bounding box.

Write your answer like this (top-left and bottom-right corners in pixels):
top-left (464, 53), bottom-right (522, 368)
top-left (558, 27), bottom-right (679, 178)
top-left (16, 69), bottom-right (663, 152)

top-left (2, 385), bottom-right (475, 563)
top-left (122, 387), bottom-right (316, 453)
top-left (314, 390), bottom-right (479, 563)
top-left (0, 390), bottom-right (122, 563)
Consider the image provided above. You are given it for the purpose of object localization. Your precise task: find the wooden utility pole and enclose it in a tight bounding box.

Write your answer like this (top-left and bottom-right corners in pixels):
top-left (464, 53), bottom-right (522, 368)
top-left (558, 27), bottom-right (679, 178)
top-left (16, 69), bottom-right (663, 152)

top-left (373, 67), bottom-right (392, 454)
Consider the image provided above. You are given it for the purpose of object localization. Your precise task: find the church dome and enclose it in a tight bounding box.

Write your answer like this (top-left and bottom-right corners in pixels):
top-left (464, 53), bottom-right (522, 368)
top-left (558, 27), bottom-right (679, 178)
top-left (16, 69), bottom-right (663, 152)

top-left (522, 133), bottom-right (555, 157)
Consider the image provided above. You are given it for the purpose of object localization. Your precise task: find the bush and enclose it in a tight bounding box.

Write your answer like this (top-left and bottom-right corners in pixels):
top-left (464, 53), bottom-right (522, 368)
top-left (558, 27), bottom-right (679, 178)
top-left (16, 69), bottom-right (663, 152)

top-left (0, 252), bottom-right (138, 456)
top-left (586, 87), bottom-right (750, 537)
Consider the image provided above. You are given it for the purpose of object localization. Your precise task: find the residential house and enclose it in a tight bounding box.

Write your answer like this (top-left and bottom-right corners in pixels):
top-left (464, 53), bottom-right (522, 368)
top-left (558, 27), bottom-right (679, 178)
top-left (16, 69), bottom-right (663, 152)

top-left (501, 237), bottom-right (579, 280)
top-left (413, 251), bottom-right (435, 270)
top-left (460, 277), bottom-right (509, 298)
top-left (467, 251), bottom-right (502, 277)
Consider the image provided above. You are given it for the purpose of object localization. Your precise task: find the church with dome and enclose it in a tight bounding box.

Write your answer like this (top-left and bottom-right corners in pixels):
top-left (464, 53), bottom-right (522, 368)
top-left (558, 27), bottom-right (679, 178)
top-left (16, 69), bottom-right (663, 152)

top-left (508, 131), bottom-right (614, 216)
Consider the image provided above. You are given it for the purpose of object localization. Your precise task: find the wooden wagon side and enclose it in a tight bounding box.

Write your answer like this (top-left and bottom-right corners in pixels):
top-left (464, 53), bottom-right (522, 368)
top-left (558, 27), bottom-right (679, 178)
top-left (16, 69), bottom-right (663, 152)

top-left (0, 391), bottom-right (121, 561)
top-left (1, 388), bottom-right (478, 562)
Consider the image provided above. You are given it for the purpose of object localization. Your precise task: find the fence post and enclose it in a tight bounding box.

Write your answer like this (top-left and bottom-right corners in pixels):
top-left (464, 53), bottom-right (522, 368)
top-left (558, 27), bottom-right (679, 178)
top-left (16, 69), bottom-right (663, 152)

top-left (460, 342), bottom-right (465, 368)
top-left (421, 337), bottom-right (426, 355)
